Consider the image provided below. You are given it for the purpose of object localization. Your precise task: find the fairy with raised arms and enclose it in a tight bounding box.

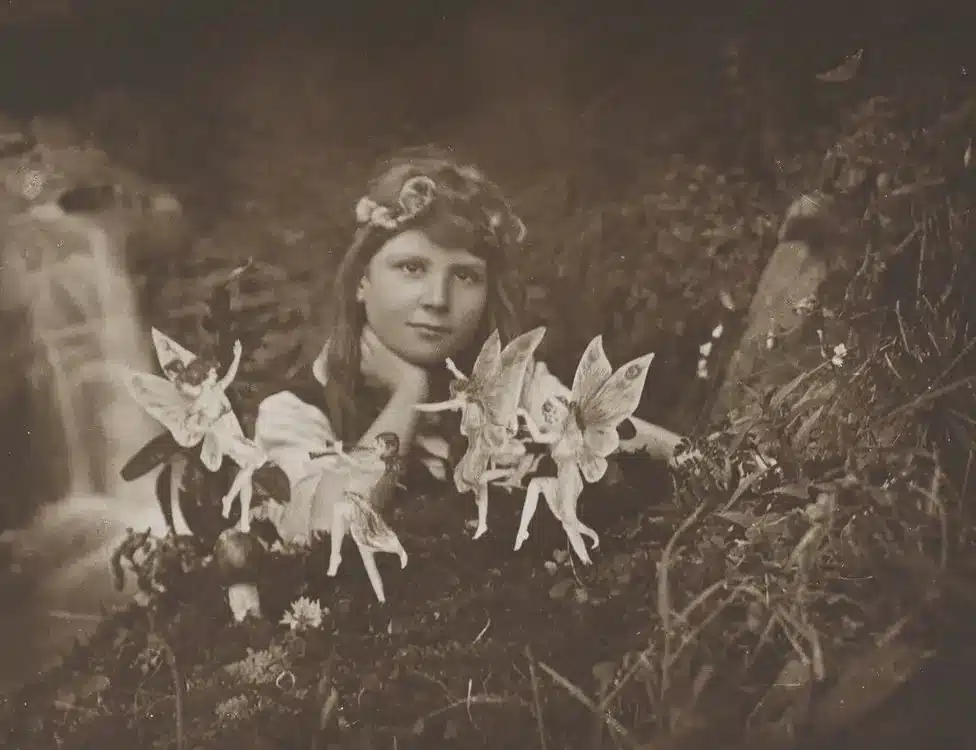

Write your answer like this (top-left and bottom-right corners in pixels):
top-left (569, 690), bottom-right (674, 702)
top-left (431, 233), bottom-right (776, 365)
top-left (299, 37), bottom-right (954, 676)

top-left (515, 335), bottom-right (656, 565)
top-left (120, 327), bottom-right (270, 533)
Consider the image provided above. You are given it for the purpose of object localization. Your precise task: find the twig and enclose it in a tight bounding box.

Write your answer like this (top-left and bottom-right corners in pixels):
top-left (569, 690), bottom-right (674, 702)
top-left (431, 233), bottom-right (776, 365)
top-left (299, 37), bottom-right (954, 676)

top-left (875, 375), bottom-right (976, 426)
top-left (666, 583), bottom-right (747, 672)
top-left (407, 669), bottom-right (458, 701)
top-left (47, 610), bottom-right (104, 623)
top-left (471, 618), bottom-right (491, 646)
top-left (657, 505), bottom-right (705, 710)
top-left (525, 647), bottom-right (549, 750)
top-left (408, 693), bottom-right (528, 727)
top-left (159, 639), bottom-right (185, 750)
top-left (309, 652), bottom-right (338, 750)
top-left (536, 661), bottom-right (640, 750)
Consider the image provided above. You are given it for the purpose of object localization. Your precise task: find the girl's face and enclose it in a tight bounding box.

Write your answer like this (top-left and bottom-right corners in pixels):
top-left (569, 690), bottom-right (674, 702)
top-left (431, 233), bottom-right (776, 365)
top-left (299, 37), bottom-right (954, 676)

top-left (358, 228), bottom-right (488, 367)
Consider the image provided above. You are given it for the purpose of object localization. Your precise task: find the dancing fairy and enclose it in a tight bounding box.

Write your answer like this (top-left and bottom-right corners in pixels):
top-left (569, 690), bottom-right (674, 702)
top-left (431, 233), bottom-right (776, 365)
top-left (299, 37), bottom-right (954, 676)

top-left (415, 326), bottom-right (546, 539)
top-left (120, 327), bottom-right (268, 532)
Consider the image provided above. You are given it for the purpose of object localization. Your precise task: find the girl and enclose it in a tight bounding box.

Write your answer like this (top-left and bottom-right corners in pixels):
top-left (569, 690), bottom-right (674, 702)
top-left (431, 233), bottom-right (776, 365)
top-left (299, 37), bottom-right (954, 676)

top-left (253, 146), bottom-right (687, 563)
top-left (253, 146), bottom-right (525, 548)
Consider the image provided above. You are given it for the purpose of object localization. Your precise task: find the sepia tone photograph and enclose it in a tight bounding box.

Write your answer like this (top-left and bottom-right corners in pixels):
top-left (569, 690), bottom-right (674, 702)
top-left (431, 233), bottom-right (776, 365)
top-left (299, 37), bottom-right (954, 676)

top-left (0, 1), bottom-right (974, 748)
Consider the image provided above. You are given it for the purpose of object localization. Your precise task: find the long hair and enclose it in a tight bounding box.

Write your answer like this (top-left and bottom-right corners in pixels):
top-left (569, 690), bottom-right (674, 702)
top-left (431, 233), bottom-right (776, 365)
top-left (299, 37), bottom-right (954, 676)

top-left (322, 146), bottom-right (525, 442)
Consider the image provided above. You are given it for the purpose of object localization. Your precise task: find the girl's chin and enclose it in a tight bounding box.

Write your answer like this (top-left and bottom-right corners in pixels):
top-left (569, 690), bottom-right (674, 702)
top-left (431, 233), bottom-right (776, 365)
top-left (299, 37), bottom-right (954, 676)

top-left (397, 341), bottom-right (461, 368)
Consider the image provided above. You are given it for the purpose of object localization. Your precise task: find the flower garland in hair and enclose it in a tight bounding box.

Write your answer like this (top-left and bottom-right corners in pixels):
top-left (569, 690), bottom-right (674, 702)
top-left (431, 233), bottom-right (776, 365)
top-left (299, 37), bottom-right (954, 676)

top-left (354, 171), bottom-right (527, 247)
top-left (355, 175), bottom-right (437, 231)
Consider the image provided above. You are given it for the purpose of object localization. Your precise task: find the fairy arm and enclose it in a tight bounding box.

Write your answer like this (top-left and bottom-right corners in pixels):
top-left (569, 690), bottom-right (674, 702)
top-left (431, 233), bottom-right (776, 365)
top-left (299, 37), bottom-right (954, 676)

top-left (445, 358), bottom-right (467, 381)
top-left (217, 340), bottom-right (244, 390)
top-left (516, 408), bottom-right (561, 445)
top-left (412, 357), bottom-right (469, 414)
top-left (413, 398), bottom-right (465, 413)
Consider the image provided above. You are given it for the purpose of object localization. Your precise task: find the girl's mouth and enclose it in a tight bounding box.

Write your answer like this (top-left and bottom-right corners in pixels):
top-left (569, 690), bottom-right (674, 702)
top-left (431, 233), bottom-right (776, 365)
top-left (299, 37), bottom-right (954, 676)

top-left (410, 323), bottom-right (452, 339)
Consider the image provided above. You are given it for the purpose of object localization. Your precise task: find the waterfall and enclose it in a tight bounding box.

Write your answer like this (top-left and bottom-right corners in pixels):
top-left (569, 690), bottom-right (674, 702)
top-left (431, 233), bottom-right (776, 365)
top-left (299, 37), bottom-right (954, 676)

top-left (0, 195), bottom-right (186, 692)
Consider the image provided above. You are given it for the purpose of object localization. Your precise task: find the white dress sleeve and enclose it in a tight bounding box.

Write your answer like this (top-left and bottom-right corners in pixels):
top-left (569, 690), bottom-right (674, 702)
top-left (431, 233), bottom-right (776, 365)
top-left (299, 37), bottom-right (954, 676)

top-left (252, 390), bottom-right (349, 543)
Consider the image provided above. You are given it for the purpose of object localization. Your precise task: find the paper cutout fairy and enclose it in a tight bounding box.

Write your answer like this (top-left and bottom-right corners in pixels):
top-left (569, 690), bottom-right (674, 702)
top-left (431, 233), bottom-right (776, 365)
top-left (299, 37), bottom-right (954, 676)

top-left (120, 327), bottom-right (268, 533)
top-left (312, 432), bottom-right (408, 603)
top-left (514, 335), bottom-right (655, 564)
top-left (415, 327), bottom-right (546, 539)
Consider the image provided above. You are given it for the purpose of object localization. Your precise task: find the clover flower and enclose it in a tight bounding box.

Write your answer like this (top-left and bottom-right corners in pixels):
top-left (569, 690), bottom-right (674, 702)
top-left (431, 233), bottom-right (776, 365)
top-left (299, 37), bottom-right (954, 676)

top-left (280, 596), bottom-right (326, 632)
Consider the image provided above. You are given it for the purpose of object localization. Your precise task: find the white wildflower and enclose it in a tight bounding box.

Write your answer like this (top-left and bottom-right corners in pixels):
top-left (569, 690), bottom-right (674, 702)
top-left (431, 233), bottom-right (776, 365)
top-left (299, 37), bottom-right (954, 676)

top-left (831, 343), bottom-right (848, 368)
top-left (711, 323), bottom-right (724, 339)
top-left (280, 596), bottom-right (326, 632)
top-left (699, 341), bottom-right (713, 357)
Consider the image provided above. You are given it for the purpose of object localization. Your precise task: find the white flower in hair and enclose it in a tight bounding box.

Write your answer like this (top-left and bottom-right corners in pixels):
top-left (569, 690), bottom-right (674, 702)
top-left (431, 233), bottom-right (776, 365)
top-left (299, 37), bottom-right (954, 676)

top-left (397, 175), bottom-right (437, 219)
top-left (353, 175), bottom-right (436, 230)
top-left (370, 206), bottom-right (398, 230)
top-left (355, 197), bottom-right (377, 223)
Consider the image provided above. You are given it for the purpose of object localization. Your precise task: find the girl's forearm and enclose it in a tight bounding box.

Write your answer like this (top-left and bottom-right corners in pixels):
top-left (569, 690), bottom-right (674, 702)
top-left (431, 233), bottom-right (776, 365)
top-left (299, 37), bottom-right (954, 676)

top-left (360, 380), bottom-right (429, 456)
top-left (619, 416), bottom-right (684, 462)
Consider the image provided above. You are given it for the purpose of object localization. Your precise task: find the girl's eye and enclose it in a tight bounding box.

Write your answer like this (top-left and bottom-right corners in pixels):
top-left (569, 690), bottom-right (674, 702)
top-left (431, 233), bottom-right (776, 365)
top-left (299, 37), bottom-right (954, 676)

top-left (396, 261), bottom-right (426, 277)
top-left (454, 268), bottom-right (484, 285)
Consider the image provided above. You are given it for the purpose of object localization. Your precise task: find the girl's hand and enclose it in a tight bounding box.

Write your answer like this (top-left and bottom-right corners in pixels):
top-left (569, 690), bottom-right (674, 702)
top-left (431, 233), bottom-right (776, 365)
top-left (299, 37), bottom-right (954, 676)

top-left (360, 326), bottom-right (428, 398)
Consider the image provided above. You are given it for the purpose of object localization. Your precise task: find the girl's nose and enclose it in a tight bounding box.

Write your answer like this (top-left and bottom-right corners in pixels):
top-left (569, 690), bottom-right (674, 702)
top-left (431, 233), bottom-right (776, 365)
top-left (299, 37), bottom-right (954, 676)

top-left (420, 269), bottom-right (450, 311)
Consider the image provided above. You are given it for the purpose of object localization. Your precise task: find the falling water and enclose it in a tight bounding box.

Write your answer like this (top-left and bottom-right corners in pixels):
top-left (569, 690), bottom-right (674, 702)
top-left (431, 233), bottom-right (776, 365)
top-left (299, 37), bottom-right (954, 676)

top-left (0, 196), bottom-right (185, 693)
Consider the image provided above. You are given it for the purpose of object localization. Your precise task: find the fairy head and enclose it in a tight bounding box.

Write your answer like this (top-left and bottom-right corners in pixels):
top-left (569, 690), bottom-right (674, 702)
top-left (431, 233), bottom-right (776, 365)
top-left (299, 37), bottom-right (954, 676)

top-left (323, 146), bottom-right (526, 439)
top-left (164, 356), bottom-right (219, 395)
top-left (540, 395), bottom-right (574, 430)
top-left (447, 376), bottom-right (475, 400)
top-left (373, 431), bottom-right (401, 459)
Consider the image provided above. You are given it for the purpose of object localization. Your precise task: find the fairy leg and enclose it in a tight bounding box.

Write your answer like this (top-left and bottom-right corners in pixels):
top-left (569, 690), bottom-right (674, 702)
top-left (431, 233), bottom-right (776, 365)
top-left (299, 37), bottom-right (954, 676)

top-left (326, 501), bottom-right (348, 577)
top-left (221, 467), bottom-right (249, 520)
top-left (577, 520), bottom-right (600, 550)
top-left (236, 478), bottom-right (254, 534)
top-left (563, 524), bottom-right (594, 566)
top-left (515, 477), bottom-right (548, 550)
top-left (499, 454), bottom-right (537, 491)
top-left (472, 483), bottom-right (491, 540)
top-left (555, 463), bottom-right (594, 565)
top-left (355, 542), bottom-right (386, 604)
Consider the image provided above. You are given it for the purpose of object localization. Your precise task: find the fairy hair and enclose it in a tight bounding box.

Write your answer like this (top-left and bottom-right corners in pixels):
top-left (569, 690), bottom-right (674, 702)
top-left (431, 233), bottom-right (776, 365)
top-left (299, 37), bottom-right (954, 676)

top-left (322, 146), bottom-right (525, 442)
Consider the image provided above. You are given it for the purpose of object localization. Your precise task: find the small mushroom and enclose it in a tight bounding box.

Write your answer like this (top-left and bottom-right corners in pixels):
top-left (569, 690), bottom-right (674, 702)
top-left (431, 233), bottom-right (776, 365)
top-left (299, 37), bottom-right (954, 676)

top-left (213, 528), bottom-right (265, 623)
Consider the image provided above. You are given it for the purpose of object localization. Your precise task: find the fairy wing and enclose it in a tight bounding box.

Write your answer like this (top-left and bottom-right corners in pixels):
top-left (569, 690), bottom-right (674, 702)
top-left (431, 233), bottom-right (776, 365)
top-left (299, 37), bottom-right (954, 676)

top-left (151, 327), bottom-right (199, 380)
top-left (575, 349), bottom-right (655, 483)
top-left (199, 432), bottom-right (223, 471)
top-left (570, 335), bottom-right (614, 406)
top-left (121, 368), bottom-right (205, 447)
top-left (200, 410), bottom-right (250, 471)
top-left (480, 327), bottom-right (546, 426)
top-left (453, 432), bottom-right (493, 495)
top-left (346, 493), bottom-right (406, 562)
top-left (467, 329), bottom-right (502, 392)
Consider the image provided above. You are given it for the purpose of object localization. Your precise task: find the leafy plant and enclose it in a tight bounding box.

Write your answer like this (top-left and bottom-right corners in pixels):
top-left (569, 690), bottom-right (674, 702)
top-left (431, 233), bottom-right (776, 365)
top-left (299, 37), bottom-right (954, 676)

top-left (118, 262), bottom-right (292, 544)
